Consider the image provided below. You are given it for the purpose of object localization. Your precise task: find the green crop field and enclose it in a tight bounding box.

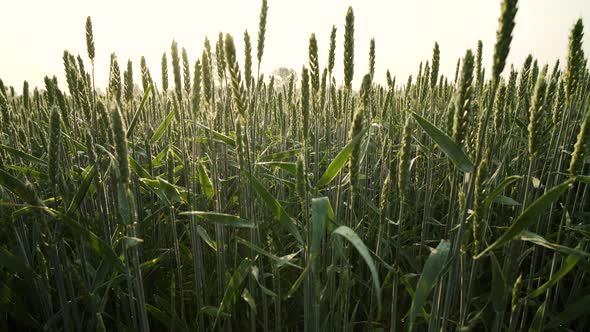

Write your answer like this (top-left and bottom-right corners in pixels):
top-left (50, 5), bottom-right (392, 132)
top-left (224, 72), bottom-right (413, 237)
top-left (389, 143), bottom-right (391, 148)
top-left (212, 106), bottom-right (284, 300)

top-left (1, 0), bottom-right (589, 330)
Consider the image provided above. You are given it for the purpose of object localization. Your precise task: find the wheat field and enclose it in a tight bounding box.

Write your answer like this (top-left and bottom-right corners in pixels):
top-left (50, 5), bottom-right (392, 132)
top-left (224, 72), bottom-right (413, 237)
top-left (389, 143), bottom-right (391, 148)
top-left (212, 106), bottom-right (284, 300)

top-left (1, 0), bottom-right (590, 330)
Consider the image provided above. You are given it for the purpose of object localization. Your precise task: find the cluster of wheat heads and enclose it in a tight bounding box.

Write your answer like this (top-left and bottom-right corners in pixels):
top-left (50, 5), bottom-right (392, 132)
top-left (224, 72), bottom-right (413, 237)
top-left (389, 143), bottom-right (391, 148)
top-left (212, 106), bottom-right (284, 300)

top-left (1, 0), bottom-right (590, 330)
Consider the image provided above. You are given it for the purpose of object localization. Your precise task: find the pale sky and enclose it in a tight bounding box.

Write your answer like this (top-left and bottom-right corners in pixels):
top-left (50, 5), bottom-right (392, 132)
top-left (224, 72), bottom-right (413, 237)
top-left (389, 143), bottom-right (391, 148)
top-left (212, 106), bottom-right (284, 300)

top-left (1, 0), bottom-right (589, 92)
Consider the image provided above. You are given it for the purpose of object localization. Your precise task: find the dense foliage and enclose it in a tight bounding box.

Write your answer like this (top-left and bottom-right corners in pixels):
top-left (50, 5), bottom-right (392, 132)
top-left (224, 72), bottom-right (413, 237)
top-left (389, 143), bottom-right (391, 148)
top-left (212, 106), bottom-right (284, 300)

top-left (1, 0), bottom-right (590, 330)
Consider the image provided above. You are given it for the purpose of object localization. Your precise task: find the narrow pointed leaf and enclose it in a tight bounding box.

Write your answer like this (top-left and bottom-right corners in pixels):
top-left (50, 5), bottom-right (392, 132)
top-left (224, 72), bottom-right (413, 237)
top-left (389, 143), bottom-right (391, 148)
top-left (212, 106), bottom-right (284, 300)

top-left (494, 195), bottom-right (521, 206)
top-left (259, 149), bottom-right (301, 162)
top-left (0, 144), bottom-right (47, 166)
top-left (286, 266), bottom-right (308, 298)
top-left (51, 209), bottom-right (125, 272)
top-left (127, 84), bottom-right (152, 138)
top-left (518, 231), bottom-right (590, 258)
top-left (475, 179), bottom-right (574, 259)
top-left (195, 122), bottom-right (236, 147)
top-left (256, 161), bottom-right (297, 174)
top-left (129, 156), bottom-right (151, 178)
top-left (214, 259), bottom-right (252, 326)
top-left (150, 110), bottom-right (175, 144)
top-left (197, 161), bottom-right (214, 200)
top-left (317, 128), bottom-right (367, 187)
top-left (67, 165), bottom-right (96, 213)
top-left (6, 165), bottom-right (47, 180)
top-left (195, 223), bottom-right (217, 251)
top-left (236, 237), bottom-right (301, 269)
top-left (528, 254), bottom-right (579, 299)
top-left (0, 168), bottom-right (44, 206)
top-left (484, 175), bottom-right (523, 208)
top-left (311, 197), bottom-right (333, 263)
top-left (411, 112), bottom-right (474, 172)
top-left (181, 211), bottom-right (253, 228)
top-left (248, 172), bottom-right (303, 244)
top-left (332, 225), bottom-right (381, 315)
top-left (250, 265), bottom-right (278, 297)
top-left (409, 240), bottom-right (450, 331)
top-left (241, 288), bottom-right (257, 314)
top-left (140, 177), bottom-right (184, 205)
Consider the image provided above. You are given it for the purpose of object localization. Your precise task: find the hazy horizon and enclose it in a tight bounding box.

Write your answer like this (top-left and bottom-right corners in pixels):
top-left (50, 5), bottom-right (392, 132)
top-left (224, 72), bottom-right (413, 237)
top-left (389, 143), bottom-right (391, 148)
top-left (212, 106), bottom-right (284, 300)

top-left (2, 0), bottom-right (590, 91)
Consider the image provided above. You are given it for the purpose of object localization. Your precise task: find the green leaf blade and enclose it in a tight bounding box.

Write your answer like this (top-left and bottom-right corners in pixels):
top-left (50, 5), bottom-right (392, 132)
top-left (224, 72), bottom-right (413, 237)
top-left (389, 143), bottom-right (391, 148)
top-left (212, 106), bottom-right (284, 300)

top-left (180, 211), bottom-right (254, 228)
top-left (476, 178), bottom-right (574, 259)
top-left (409, 239), bottom-right (451, 331)
top-left (150, 110), bottom-right (175, 144)
top-left (332, 225), bottom-right (381, 316)
top-left (317, 128), bottom-right (367, 187)
top-left (411, 112), bottom-right (474, 173)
